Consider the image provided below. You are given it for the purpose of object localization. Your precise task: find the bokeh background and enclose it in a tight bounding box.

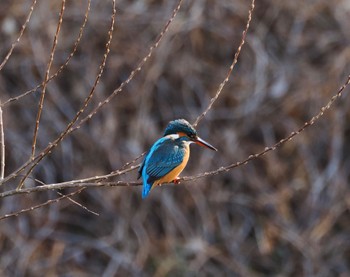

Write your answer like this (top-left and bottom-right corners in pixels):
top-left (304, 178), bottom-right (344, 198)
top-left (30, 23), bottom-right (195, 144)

top-left (1, 0), bottom-right (350, 276)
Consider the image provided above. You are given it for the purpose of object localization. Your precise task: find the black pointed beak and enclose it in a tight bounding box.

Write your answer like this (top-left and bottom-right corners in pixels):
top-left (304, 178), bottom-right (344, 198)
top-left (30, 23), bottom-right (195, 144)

top-left (194, 136), bottom-right (218, 151)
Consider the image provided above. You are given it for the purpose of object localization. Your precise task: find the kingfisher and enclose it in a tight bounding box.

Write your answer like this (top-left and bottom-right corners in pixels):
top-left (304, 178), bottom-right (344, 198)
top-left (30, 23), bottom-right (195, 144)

top-left (138, 119), bottom-right (217, 198)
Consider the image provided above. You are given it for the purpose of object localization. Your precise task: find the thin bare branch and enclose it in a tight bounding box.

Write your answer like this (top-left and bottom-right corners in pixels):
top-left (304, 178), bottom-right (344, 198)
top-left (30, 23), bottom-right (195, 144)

top-left (119, 152), bottom-right (145, 170)
top-left (15, 0), bottom-right (116, 189)
top-left (0, 0), bottom-right (37, 71)
top-left (1, 0), bottom-right (91, 108)
top-left (33, 178), bottom-right (99, 216)
top-left (193, 0), bottom-right (255, 127)
top-left (0, 188), bottom-right (85, 220)
top-left (56, 191), bottom-right (99, 216)
top-left (31, 0), bottom-right (66, 158)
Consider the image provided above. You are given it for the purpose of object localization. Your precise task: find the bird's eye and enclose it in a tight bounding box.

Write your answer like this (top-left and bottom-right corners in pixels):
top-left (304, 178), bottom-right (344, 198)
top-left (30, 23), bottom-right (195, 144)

top-left (189, 134), bottom-right (196, 139)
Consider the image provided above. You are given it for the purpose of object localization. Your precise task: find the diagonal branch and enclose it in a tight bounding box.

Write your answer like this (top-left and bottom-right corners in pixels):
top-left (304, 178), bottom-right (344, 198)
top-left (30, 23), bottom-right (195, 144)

top-left (1, 0), bottom-right (91, 108)
top-left (0, 188), bottom-right (85, 220)
top-left (0, 0), bottom-right (37, 71)
top-left (193, 0), bottom-right (255, 127)
top-left (56, 190), bottom-right (99, 216)
top-left (31, 0), bottom-right (66, 158)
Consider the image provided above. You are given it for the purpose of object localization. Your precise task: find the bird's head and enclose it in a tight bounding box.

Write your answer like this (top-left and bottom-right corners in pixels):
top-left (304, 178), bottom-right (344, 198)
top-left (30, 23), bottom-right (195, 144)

top-left (163, 119), bottom-right (217, 151)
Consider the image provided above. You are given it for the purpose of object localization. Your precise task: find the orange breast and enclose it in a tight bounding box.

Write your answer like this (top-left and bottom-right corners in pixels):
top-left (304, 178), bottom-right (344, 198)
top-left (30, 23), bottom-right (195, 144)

top-left (153, 144), bottom-right (190, 186)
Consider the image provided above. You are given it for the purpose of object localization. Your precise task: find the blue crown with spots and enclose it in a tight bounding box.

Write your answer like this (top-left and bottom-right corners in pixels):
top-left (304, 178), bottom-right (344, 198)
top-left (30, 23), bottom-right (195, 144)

top-left (163, 119), bottom-right (197, 137)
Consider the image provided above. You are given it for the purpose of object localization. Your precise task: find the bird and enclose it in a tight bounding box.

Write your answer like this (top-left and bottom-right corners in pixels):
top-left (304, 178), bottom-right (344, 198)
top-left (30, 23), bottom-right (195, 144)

top-left (138, 119), bottom-right (217, 198)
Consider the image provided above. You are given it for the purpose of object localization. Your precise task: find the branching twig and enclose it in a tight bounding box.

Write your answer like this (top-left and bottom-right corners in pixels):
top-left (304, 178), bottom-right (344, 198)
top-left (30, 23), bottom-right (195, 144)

top-left (119, 152), bottom-right (145, 171)
top-left (34, 178), bottom-right (100, 216)
top-left (56, 191), bottom-right (99, 216)
top-left (15, 0), bottom-right (116, 189)
top-left (1, 0), bottom-right (91, 108)
top-left (193, 0), bottom-right (255, 127)
top-left (31, 0), bottom-right (66, 158)
top-left (0, 0), bottom-right (37, 71)
top-left (0, 188), bottom-right (85, 221)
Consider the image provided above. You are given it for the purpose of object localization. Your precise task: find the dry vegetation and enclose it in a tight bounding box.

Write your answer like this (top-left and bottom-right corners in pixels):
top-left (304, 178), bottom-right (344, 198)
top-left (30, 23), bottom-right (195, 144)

top-left (0, 0), bottom-right (350, 276)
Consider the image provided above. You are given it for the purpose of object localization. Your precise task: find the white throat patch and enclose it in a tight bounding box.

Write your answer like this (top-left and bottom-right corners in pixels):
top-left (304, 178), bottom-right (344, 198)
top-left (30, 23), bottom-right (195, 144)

top-left (167, 134), bottom-right (180, 140)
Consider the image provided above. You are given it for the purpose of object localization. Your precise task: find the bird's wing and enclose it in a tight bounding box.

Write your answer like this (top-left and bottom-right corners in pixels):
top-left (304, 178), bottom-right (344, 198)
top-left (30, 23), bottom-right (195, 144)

top-left (144, 137), bottom-right (185, 183)
top-left (141, 137), bottom-right (186, 199)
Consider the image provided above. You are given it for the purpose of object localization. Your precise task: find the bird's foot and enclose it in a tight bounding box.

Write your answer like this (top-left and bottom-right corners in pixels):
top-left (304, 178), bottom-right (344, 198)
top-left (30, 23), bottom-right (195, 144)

top-left (173, 177), bottom-right (181, 184)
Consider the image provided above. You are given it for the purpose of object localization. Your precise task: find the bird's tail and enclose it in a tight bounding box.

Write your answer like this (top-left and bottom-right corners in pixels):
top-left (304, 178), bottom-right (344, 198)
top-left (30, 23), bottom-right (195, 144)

top-left (142, 183), bottom-right (153, 199)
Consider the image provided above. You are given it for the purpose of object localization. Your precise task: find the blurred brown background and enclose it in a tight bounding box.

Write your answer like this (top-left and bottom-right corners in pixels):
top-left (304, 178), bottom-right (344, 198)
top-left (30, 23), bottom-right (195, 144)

top-left (1, 0), bottom-right (350, 276)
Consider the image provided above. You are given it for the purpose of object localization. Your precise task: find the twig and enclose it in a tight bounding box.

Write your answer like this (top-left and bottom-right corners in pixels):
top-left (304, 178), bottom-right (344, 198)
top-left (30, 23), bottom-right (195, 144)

top-left (15, 0), bottom-right (116, 190)
top-left (119, 152), bottom-right (145, 171)
top-left (1, 0), bottom-right (91, 108)
top-left (56, 191), bottom-right (99, 216)
top-left (0, 188), bottom-right (85, 221)
top-left (0, 0), bottom-right (37, 71)
top-left (31, 0), bottom-right (66, 158)
top-left (0, 102), bottom-right (4, 180)
top-left (193, 0), bottom-right (255, 127)
top-left (34, 178), bottom-right (100, 216)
